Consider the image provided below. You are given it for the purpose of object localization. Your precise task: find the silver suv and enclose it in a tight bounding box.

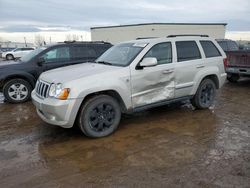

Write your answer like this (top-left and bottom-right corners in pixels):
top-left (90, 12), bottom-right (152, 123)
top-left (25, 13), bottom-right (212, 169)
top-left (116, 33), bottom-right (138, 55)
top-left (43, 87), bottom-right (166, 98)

top-left (32, 35), bottom-right (227, 138)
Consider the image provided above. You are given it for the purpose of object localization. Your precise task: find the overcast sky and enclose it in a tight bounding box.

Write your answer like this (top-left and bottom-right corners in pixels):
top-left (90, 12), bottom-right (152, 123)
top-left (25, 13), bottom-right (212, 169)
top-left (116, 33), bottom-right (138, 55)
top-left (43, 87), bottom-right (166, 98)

top-left (0, 0), bottom-right (250, 42)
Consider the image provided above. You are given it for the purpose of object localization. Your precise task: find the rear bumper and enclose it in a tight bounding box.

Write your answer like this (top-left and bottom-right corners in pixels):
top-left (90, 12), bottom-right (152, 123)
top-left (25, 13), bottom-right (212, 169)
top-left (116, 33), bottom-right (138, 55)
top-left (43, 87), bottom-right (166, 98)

top-left (226, 67), bottom-right (250, 76)
top-left (220, 73), bottom-right (227, 88)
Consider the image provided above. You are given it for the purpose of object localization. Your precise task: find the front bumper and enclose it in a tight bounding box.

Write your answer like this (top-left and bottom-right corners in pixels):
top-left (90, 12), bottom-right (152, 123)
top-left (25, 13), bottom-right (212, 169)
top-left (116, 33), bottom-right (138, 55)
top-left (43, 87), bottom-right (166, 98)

top-left (31, 90), bottom-right (82, 128)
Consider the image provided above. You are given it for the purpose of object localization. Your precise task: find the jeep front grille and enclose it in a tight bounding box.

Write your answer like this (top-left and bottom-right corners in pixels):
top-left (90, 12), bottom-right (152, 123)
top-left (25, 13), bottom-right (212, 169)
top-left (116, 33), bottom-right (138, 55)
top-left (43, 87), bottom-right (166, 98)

top-left (35, 80), bottom-right (50, 98)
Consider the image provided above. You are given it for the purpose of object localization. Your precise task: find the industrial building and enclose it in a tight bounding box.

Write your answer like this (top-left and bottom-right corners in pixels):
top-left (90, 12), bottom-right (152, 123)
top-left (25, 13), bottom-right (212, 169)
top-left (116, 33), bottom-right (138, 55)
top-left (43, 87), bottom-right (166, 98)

top-left (91, 23), bottom-right (227, 44)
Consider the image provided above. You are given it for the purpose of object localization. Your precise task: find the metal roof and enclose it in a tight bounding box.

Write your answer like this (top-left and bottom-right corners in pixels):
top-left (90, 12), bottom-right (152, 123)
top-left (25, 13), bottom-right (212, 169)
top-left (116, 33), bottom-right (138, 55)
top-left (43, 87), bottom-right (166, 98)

top-left (91, 23), bottom-right (227, 30)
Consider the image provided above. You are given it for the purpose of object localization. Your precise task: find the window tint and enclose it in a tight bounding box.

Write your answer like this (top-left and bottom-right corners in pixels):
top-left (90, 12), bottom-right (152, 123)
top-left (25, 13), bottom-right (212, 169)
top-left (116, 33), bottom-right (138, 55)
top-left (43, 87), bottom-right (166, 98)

top-left (200, 41), bottom-right (221, 58)
top-left (228, 41), bottom-right (239, 51)
top-left (94, 45), bottom-right (111, 57)
top-left (21, 48), bottom-right (33, 51)
top-left (217, 41), bottom-right (228, 51)
top-left (144, 42), bottom-right (172, 64)
top-left (176, 41), bottom-right (201, 62)
top-left (42, 47), bottom-right (70, 62)
top-left (14, 48), bottom-right (22, 52)
top-left (71, 46), bottom-right (96, 60)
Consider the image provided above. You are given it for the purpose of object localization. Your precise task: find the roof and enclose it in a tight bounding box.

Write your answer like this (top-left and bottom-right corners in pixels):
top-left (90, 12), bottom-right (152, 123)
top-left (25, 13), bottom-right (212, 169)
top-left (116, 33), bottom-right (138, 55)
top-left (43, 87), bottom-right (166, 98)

top-left (91, 23), bottom-right (228, 30)
top-left (126, 35), bottom-right (214, 44)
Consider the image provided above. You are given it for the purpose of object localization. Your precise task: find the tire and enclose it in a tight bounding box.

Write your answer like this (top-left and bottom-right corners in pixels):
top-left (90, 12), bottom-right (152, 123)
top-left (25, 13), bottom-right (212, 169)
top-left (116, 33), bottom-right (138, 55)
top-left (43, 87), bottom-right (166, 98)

top-left (6, 54), bottom-right (14, 60)
top-left (191, 79), bottom-right (216, 109)
top-left (77, 95), bottom-right (121, 138)
top-left (3, 79), bottom-right (32, 103)
top-left (227, 74), bottom-right (240, 83)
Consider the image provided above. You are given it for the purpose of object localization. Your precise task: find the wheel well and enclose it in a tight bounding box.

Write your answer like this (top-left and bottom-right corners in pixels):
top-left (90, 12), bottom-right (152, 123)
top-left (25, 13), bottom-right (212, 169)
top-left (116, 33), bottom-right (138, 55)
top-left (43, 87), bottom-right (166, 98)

top-left (2, 76), bottom-right (35, 89)
top-left (82, 90), bottom-right (127, 113)
top-left (6, 54), bottom-right (13, 57)
top-left (202, 75), bottom-right (219, 89)
top-left (73, 90), bottom-right (127, 127)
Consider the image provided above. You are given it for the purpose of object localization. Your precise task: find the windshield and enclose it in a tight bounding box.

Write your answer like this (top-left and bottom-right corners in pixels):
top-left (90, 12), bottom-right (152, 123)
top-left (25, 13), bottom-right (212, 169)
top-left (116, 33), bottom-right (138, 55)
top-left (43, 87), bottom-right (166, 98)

top-left (20, 47), bottom-right (47, 62)
top-left (96, 43), bottom-right (147, 66)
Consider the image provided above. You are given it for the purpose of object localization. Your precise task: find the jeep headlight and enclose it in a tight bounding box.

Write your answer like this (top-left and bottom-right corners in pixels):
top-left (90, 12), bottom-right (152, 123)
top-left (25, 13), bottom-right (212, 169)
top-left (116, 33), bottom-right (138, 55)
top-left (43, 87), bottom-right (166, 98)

top-left (49, 83), bottom-right (70, 100)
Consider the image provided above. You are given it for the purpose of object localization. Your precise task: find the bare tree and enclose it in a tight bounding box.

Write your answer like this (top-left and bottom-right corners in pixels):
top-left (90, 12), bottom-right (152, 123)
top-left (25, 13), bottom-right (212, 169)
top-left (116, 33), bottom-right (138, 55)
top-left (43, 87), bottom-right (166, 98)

top-left (34, 34), bottom-right (45, 46)
top-left (65, 34), bottom-right (79, 41)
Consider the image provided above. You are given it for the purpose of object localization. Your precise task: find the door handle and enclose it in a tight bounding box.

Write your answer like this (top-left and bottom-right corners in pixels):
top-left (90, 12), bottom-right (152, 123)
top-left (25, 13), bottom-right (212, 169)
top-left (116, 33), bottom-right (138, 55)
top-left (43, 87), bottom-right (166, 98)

top-left (162, 69), bottom-right (174, 74)
top-left (196, 65), bottom-right (205, 69)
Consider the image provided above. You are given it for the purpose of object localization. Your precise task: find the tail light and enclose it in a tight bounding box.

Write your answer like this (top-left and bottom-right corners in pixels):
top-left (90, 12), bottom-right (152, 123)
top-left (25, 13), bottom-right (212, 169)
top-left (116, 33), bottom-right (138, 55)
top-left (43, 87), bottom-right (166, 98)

top-left (223, 58), bottom-right (228, 70)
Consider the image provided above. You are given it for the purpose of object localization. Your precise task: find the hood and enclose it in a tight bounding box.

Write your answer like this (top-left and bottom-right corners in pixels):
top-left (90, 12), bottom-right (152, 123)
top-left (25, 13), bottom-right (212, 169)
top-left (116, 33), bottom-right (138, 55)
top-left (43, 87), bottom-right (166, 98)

top-left (0, 60), bottom-right (23, 69)
top-left (40, 63), bottom-right (122, 83)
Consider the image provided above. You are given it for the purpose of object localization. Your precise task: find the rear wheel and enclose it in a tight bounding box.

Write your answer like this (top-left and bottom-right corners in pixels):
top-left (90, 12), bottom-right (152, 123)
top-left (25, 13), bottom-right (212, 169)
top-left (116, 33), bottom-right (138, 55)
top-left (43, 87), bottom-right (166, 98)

top-left (3, 79), bottom-right (32, 103)
top-left (191, 79), bottom-right (216, 109)
top-left (77, 95), bottom-right (121, 138)
top-left (227, 74), bottom-right (240, 83)
top-left (6, 54), bottom-right (14, 60)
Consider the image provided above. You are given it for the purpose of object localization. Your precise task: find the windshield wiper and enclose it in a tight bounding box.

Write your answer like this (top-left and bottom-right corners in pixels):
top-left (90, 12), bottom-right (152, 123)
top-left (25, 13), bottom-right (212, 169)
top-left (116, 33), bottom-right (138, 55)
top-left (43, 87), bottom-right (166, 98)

top-left (95, 61), bottom-right (113, 66)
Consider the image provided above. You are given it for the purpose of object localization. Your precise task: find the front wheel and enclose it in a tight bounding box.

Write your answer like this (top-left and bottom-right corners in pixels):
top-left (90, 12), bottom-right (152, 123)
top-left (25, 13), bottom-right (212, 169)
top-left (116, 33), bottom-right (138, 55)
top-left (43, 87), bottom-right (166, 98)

top-left (6, 54), bottom-right (14, 60)
top-left (77, 95), bottom-right (121, 138)
top-left (3, 79), bottom-right (32, 103)
top-left (191, 79), bottom-right (216, 109)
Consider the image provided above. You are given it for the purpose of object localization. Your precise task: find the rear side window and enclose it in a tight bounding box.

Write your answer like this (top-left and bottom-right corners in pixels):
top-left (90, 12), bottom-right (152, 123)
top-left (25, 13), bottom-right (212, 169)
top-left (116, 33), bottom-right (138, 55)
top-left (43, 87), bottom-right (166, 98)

top-left (144, 42), bottom-right (172, 64)
top-left (22, 48), bottom-right (33, 51)
top-left (94, 45), bottom-right (111, 57)
top-left (227, 41), bottom-right (239, 51)
top-left (71, 46), bottom-right (97, 60)
top-left (217, 41), bottom-right (228, 51)
top-left (176, 41), bottom-right (201, 62)
top-left (200, 41), bottom-right (221, 58)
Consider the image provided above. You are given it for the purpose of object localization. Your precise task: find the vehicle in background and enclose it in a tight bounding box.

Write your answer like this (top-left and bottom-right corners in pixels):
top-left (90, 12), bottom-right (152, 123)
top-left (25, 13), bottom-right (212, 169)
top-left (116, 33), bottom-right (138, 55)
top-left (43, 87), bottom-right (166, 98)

top-left (0, 41), bottom-right (112, 103)
top-left (1, 47), bottom-right (35, 60)
top-left (32, 35), bottom-right (227, 138)
top-left (0, 48), bottom-right (15, 58)
top-left (217, 39), bottom-right (250, 82)
top-left (216, 39), bottom-right (239, 52)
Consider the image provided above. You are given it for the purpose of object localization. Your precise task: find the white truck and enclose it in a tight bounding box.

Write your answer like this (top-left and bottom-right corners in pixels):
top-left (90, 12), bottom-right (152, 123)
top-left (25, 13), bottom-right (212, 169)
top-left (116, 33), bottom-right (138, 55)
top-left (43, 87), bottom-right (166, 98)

top-left (32, 35), bottom-right (227, 138)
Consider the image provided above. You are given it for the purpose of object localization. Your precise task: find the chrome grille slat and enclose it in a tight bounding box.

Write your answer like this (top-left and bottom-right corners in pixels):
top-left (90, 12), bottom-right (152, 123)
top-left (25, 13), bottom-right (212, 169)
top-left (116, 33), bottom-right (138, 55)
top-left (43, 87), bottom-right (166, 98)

top-left (35, 80), bottom-right (50, 99)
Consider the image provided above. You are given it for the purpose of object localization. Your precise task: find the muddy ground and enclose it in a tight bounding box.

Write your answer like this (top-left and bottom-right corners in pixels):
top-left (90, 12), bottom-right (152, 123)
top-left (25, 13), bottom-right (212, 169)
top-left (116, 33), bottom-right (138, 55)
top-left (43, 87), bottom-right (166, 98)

top-left (0, 80), bottom-right (250, 188)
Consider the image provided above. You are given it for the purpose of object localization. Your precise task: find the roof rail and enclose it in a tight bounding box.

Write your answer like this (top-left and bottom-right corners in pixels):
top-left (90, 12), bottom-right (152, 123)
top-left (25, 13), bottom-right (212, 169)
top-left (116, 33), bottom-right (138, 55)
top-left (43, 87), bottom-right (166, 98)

top-left (167, 34), bottom-right (209, 38)
top-left (62, 41), bottom-right (111, 44)
top-left (63, 40), bottom-right (76, 43)
top-left (136, 37), bottom-right (158, 40)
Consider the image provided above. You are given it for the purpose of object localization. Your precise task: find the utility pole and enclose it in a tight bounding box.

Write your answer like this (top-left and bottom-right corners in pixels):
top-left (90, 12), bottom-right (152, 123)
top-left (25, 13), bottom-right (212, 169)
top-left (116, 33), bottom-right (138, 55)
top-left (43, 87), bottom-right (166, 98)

top-left (24, 37), bottom-right (27, 47)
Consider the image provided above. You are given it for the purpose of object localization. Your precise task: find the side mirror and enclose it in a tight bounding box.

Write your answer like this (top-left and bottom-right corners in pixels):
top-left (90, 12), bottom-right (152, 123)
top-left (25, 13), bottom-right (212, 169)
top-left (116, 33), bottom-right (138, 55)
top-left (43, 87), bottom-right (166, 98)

top-left (37, 57), bottom-right (45, 66)
top-left (139, 57), bottom-right (157, 68)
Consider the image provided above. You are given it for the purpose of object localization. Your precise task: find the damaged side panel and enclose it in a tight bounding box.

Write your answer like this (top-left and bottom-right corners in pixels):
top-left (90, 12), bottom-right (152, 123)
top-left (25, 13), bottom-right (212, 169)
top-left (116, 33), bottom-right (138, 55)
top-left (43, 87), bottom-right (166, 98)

top-left (131, 66), bottom-right (175, 108)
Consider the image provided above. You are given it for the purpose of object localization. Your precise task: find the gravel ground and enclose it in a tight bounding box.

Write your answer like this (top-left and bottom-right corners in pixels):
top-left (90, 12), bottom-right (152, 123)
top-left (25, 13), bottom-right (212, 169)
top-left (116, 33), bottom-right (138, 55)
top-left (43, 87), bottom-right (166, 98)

top-left (0, 80), bottom-right (250, 188)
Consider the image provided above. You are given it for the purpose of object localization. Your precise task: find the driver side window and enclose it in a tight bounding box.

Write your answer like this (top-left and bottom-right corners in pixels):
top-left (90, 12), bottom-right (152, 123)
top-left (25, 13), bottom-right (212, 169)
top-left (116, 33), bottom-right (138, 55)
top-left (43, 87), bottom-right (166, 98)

top-left (42, 47), bottom-right (70, 63)
top-left (144, 42), bottom-right (172, 65)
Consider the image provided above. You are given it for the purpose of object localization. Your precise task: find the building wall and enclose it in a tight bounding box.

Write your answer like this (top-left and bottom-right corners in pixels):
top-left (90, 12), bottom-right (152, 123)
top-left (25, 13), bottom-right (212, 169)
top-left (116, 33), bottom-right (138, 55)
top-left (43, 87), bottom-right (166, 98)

top-left (91, 24), bottom-right (226, 44)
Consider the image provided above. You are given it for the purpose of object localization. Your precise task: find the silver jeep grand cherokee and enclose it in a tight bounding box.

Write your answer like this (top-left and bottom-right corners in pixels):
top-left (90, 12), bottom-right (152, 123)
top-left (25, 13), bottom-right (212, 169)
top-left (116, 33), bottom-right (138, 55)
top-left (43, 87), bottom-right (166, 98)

top-left (32, 35), bottom-right (227, 138)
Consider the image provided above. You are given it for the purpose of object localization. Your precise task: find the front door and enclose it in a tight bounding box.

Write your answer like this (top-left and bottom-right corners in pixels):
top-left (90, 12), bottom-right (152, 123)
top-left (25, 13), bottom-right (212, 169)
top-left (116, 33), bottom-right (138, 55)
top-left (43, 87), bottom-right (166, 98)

top-left (41, 46), bottom-right (71, 71)
top-left (130, 42), bottom-right (175, 108)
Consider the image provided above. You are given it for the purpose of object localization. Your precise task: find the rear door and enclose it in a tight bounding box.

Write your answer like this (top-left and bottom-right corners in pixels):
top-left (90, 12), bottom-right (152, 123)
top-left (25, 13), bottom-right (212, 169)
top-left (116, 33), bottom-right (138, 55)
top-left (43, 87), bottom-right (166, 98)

top-left (13, 48), bottom-right (23, 58)
top-left (70, 45), bottom-right (97, 63)
top-left (174, 40), bottom-right (202, 98)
